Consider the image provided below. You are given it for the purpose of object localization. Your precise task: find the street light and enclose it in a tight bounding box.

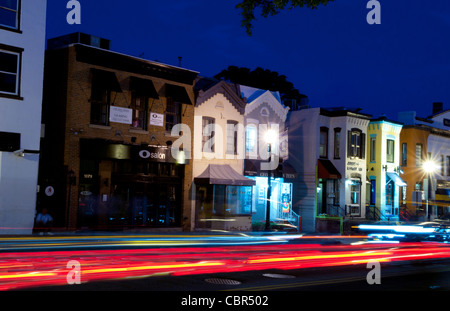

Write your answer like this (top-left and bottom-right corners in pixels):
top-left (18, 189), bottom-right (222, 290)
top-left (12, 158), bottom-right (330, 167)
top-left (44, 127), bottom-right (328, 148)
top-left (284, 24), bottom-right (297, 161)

top-left (264, 129), bottom-right (277, 231)
top-left (423, 160), bottom-right (438, 221)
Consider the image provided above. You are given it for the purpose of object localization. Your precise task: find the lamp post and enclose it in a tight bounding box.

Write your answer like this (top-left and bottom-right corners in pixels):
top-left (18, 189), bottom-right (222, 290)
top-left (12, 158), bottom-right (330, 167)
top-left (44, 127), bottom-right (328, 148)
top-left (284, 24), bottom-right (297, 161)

top-left (264, 129), bottom-right (277, 231)
top-left (423, 160), bottom-right (438, 221)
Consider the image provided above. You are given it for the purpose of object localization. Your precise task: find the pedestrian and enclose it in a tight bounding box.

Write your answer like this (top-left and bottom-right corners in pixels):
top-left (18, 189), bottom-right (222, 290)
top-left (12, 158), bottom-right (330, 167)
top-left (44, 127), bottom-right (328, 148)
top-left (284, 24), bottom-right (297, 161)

top-left (35, 208), bottom-right (54, 235)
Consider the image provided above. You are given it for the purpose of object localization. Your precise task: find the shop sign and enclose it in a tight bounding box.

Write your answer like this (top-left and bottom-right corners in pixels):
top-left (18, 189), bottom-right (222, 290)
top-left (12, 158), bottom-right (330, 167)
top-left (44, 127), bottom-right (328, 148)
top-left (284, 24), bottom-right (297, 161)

top-left (109, 106), bottom-right (132, 124)
top-left (149, 113), bottom-right (164, 127)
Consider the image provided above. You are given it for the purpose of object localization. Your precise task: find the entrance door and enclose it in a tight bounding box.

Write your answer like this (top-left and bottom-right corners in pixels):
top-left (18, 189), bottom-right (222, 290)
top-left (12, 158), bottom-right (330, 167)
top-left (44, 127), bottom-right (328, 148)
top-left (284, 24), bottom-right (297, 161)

top-left (317, 179), bottom-right (326, 214)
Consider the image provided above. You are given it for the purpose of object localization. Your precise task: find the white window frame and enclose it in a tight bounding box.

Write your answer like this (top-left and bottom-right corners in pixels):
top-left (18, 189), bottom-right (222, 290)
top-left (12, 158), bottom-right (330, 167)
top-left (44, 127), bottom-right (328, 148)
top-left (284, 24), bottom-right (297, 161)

top-left (0, 48), bottom-right (20, 96)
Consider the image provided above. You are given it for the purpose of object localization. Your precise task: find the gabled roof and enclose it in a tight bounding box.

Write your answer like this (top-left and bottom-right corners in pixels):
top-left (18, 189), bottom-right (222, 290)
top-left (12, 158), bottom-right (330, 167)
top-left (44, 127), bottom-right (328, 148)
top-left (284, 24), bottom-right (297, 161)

top-left (240, 84), bottom-right (289, 121)
top-left (195, 77), bottom-right (246, 114)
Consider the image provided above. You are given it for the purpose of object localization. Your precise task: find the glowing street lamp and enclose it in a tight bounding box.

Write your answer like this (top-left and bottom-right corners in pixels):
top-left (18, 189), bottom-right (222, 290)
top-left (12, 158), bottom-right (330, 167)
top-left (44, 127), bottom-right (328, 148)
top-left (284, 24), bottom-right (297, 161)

top-left (265, 128), bottom-right (277, 231)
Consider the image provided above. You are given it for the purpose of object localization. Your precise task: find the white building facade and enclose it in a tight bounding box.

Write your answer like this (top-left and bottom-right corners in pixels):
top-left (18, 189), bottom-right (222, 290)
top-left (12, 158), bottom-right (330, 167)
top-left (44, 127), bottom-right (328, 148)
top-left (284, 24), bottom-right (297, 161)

top-left (287, 107), bottom-right (371, 233)
top-left (0, 0), bottom-right (47, 234)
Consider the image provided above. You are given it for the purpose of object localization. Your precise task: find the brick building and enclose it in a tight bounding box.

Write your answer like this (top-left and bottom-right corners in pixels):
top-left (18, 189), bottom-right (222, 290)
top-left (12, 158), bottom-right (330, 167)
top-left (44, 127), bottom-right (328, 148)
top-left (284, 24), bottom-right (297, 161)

top-left (38, 33), bottom-right (198, 231)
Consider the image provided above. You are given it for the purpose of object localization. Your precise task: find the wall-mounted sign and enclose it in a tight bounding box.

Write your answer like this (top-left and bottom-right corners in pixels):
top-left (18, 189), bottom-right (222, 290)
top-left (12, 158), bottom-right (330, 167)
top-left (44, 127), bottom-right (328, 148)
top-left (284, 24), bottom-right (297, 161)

top-left (149, 112), bottom-right (164, 127)
top-left (45, 186), bottom-right (55, 197)
top-left (109, 106), bottom-right (132, 124)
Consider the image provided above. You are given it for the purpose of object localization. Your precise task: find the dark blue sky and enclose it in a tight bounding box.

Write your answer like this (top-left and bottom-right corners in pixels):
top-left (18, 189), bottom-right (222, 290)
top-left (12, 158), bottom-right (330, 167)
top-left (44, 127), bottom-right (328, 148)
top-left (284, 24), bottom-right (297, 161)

top-left (46, 0), bottom-right (450, 120)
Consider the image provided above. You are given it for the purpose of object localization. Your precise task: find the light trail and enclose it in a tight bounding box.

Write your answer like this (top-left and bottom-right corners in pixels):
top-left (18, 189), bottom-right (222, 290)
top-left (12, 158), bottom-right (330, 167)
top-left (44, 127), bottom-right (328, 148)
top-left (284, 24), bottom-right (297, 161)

top-left (0, 237), bottom-right (449, 291)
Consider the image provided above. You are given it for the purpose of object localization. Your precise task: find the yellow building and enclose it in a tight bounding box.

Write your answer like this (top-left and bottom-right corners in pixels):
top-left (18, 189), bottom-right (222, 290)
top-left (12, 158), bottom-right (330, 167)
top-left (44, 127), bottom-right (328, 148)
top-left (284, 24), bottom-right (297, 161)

top-left (366, 117), bottom-right (405, 220)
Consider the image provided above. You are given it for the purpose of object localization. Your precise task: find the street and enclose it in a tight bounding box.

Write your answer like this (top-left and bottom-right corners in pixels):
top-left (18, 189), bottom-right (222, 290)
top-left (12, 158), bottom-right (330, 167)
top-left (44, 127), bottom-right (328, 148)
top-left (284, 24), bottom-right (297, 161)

top-left (0, 232), bottom-right (448, 295)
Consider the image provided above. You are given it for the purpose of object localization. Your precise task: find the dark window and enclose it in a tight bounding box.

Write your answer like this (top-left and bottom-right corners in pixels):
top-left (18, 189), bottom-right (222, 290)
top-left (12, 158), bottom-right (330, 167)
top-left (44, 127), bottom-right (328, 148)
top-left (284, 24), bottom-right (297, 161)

top-left (319, 127), bottom-right (328, 158)
top-left (0, 0), bottom-right (20, 30)
top-left (165, 98), bottom-right (181, 133)
top-left (90, 69), bottom-right (121, 126)
top-left (401, 143), bottom-right (407, 166)
top-left (131, 93), bottom-right (148, 130)
top-left (0, 49), bottom-right (20, 96)
top-left (386, 139), bottom-right (394, 163)
top-left (0, 131), bottom-right (20, 151)
top-left (447, 156), bottom-right (450, 176)
top-left (334, 128), bottom-right (341, 159)
top-left (202, 117), bottom-right (215, 153)
top-left (370, 137), bottom-right (376, 162)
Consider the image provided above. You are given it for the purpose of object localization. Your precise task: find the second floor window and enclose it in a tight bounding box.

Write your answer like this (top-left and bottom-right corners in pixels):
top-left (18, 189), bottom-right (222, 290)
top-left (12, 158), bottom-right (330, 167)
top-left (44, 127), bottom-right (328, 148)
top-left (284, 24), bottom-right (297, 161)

top-left (334, 128), bottom-right (341, 159)
top-left (131, 93), bottom-right (148, 130)
top-left (0, 0), bottom-right (20, 30)
top-left (165, 98), bottom-right (181, 133)
top-left (401, 143), bottom-right (407, 166)
top-left (90, 69), bottom-right (121, 126)
top-left (319, 127), bottom-right (328, 158)
top-left (348, 129), bottom-right (365, 159)
top-left (386, 139), bottom-right (394, 163)
top-left (0, 48), bottom-right (20, 96)
top-left (370, 137), bottom-right (376, 162)
top-left (202, 117), bottom-right (215, 153)
top-left (416, 143), bottom-right (423, 167)
top-left (226, 120), bottom-right (238, 155)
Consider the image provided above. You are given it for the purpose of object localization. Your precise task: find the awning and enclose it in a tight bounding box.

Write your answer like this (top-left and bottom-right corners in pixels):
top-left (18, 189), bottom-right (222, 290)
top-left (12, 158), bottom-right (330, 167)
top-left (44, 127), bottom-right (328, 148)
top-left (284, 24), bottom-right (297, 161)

top-left (195, 164), bottom-right (255, 186)
top-left (91, 68), bottom-right (122, 92)
top-left (386, 172), bottom-right (407, 187)
top-left (130, 76), bottom-right (159, 99)
top-left (164, 83), bottom-right (192, 105)
top-left (318, 159), bottom-right (341, 179)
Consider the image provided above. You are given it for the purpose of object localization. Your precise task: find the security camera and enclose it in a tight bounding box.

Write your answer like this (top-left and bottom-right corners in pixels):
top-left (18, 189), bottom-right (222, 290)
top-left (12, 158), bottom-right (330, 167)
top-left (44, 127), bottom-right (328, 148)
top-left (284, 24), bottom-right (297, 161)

top-left (13, 149), bottom-right (25, 157)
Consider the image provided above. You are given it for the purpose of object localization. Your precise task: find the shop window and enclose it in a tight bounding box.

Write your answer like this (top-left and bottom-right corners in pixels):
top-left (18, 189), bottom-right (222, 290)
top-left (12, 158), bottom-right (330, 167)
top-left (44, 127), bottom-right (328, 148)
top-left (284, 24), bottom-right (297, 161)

top-left (0, 48), bottom-right (21, 97)
top-left (386, 139), bottom-right (394, 163)
top-left (0, 0), bottom-right (20, 30)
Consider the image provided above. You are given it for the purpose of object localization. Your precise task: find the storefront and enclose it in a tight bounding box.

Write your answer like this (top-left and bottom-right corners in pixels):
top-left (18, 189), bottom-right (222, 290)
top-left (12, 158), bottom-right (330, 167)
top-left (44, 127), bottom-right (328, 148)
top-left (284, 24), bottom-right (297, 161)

top-left (78, 138), bottom-right (187, 230)
top-left (194, 164), bottom-right (255, 231)
top-left (244, 159), bottom-right (296, 229)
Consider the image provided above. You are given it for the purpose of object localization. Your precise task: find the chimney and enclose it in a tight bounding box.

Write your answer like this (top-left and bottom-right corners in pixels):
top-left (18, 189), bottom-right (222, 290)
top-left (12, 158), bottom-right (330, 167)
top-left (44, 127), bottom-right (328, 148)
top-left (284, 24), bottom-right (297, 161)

top-left (433, 102), bottom-right (443, 114)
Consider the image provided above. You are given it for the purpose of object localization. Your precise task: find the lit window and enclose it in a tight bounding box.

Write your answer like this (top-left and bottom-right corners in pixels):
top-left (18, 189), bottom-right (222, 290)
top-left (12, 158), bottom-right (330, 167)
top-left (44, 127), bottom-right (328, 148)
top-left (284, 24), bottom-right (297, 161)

top-left (226, 120), bottom-right (238, 155)
top-left (386, 139), bottom-right (394, 163)
top-left (246, 124), bottom-right (257, 156)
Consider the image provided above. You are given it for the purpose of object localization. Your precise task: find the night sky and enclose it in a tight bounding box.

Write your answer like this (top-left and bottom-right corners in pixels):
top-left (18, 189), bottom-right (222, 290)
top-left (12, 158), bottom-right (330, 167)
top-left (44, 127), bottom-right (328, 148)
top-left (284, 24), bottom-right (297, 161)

top-left (45, 0), bottom-right (450, 121)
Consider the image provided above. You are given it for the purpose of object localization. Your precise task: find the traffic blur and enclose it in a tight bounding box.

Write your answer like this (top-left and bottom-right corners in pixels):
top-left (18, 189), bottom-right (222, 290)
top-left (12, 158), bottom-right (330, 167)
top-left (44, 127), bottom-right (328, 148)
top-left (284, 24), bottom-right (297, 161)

top-left (0, 233), bottom-right (450, 290)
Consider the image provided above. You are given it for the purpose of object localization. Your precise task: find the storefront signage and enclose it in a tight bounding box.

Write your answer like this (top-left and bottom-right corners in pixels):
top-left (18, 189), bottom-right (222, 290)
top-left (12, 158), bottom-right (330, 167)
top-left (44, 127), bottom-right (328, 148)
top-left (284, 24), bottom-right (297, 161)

top-left (149, 113), bottom-right (164, 127)
top-left (109, 106), bottom-right (132, 124)
top-left (139, 149), bottom-right (166, 160)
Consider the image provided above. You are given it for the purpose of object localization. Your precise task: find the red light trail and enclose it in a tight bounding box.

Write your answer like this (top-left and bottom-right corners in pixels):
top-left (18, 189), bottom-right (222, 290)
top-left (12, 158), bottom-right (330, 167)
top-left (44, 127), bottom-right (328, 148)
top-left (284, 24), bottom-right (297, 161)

top-left (0, 241), bottom-right (450, 290)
